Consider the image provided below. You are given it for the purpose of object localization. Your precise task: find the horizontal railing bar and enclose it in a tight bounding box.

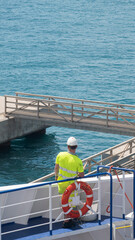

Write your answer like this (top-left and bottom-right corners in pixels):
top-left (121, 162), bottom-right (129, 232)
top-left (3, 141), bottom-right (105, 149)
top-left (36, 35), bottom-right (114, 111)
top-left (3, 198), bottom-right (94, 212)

top-left (5, 102), bottom-right (16, 105)
top-left (73, 112), bottom-right (135, 121)
top-left (0, 172), bottom-right (108, 194)
top-left (51, 207), bottom-right (63, 212)
top-left (6, 110), bottom-right (135, 125)
top-left (1, 220), bottom-right (50, 236)
top-left (53, 218), bottom-right (66, 224)
top-left (85, 153), bottom-right (135, 175)
top-left (15, 92), bottom-right (135, 109)
top-left (6, 106), bottom-right (135, 121)
top-left (31, 173), bottom-right (55, 183)
top-left (6, 112), bottom-right (135, 124)
top-left (101, 203), bottom-right (122, 208)
top-left (8, 108), bottom-right (135, 122)
top-left (105, 153), bottom-right (135, 167)
top-left (104, 193), bottom-right (123, 198)
top-left (85, 150), bottom-right (130, 168)
top-left (75, 146), bottom-right (133, 170)
top-left (1, 196), bottom-right (51, 209)
top-left (38, 106), bottom-right (135, 119)
top-left (2, 200), bottom-right (63, 226)
top-left (89, 157), bottom-right (134, 172)
top-left (93, 188), bottom-right (99, 191)
top-left (82, 139), bottom-right (135, 162)
top-left (5, 95), bottom-right (135, 114)
top-left (111, 193), bottom-right (123, 196)
top-left (5, 95), bottom-right (40, 101)
top-left (52, 194), bottom-right (61, 199)
top-left (92, 200), bottom-right (99, 204)
top-left (6, 101), bottom-right (49, 107)
top-left (1, 208), bottom-right (50, 223)
top-left (5, 107), bottom-right (16, 110)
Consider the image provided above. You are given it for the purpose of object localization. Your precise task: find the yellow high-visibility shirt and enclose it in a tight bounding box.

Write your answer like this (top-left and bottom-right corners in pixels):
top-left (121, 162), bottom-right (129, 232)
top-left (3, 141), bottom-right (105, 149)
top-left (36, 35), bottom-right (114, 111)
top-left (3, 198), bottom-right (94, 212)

top-left (56, 152), bottom-right (84, 194)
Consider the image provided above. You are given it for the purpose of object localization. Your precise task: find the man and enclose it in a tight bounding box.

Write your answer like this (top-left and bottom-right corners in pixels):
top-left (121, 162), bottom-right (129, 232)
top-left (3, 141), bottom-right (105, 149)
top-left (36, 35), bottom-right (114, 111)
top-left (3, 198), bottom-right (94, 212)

top-left (54, 136), bottom-right (84, 228)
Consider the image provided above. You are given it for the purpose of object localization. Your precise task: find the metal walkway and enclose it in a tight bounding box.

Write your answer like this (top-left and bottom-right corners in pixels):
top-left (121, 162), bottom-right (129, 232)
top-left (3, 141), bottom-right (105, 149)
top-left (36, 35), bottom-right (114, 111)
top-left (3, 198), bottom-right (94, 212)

top-left (4, 92), bottom-right (135, 136)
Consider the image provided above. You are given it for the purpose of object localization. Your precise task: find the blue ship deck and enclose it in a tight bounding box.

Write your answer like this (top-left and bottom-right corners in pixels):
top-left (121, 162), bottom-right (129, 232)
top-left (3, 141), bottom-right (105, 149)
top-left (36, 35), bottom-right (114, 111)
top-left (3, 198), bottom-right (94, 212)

top-left (2, 215), bottom-right (125, 240)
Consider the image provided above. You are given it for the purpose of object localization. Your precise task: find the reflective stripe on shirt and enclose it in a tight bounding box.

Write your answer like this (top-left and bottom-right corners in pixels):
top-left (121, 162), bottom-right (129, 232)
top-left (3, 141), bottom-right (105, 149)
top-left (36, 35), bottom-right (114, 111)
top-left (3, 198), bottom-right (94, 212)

top-left (58, 173), bottom-right (77, 179)
top-left (59, 166), bottom-right (77, 174)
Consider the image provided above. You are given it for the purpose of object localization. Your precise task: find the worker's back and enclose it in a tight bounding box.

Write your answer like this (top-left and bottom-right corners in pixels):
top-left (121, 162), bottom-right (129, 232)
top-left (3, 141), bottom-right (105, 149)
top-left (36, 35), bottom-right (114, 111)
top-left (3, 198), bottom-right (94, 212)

top-left (56, 151), bottom-right (83, 194)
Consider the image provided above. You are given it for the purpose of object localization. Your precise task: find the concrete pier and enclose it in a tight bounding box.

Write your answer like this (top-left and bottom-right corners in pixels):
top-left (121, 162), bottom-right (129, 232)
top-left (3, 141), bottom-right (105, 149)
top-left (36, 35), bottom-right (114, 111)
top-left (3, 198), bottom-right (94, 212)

top-left (0, 96), bottom-right (48, 145)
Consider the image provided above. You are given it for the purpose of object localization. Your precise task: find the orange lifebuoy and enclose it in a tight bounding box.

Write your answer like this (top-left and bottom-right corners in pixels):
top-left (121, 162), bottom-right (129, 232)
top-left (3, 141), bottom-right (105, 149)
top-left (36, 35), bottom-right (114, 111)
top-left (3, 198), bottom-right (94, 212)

top-left (61, 181), bottom-right (93, 218)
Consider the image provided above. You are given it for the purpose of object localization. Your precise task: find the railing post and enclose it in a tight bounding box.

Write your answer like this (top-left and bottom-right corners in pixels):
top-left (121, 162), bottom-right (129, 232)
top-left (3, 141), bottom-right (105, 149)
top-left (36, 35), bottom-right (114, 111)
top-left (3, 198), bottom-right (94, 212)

top-left (4, 96), bottom-right (7, 114)
top-left (48, 97), bottom-right (50, 111)
top-left (110, 173), bottom-right (113, 240)
top-left (88, 160), bottom-right (91, 172)
top-left (106, 109), bottom-right (108, 127)
top-left (16, 93), bottom-right (18, 109)
top-left (101, 154), bottom-right (103, 165)
top-left (37, 100), bottom-right (39, 118)
top-left (122, 171), bottom-right (125, 219)
top-left (97, 167), bottom-right (113, 240)
top-left (129, 141), bottom-right (132, 154)
top-left (110, 150), bottom-right (113, 163)
top-left (116, 106), bottom-right (119, 121)
top-left (134, 155), bottom-right (135, 171)
top-left (98, 176), bottom-right (101, 225)
top-left (49, 184), bottom-right (52, 236)
top-left (82, 101), bottom-right (84, 117)
top-left (71, 104), bottom-right (73, 122)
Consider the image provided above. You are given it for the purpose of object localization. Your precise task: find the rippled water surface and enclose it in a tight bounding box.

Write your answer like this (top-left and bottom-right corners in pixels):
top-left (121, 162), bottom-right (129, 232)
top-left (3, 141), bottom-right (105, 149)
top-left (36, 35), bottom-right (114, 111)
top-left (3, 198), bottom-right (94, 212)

top-left (0, 0), bottom-right (135, 185)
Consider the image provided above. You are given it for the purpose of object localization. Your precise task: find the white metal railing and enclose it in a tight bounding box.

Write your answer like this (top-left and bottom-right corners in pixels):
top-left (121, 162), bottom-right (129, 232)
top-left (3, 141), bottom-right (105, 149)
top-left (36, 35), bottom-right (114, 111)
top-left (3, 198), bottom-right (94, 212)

top-left (1, 168), bottom-right (134, 240)
top-left (0, 173), bottom-right (111, 240)
top-left (98, 166), bottom-right (135, 240)
top-left (0, 183), bottom-right (60, 238)
top-left (102, 173), bottom-right (127, 217)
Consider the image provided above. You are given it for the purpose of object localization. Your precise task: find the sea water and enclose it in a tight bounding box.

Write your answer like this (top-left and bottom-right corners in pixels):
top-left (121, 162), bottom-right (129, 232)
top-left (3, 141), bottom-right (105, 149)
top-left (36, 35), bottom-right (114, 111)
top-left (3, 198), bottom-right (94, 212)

top-left (0, 0), bottom-right (135, 185)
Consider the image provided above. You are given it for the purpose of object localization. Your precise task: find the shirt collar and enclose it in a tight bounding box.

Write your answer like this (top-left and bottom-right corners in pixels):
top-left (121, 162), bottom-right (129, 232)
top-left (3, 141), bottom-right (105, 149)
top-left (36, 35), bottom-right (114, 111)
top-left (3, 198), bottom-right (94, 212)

top-left (68, 150), bottom-right (76, 156)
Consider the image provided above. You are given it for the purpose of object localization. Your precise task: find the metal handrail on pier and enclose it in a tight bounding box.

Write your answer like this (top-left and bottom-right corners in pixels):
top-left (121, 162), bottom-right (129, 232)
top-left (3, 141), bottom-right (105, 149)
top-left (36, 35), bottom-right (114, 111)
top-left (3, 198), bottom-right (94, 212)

top-left (4, 92), bottom-right (135, 136)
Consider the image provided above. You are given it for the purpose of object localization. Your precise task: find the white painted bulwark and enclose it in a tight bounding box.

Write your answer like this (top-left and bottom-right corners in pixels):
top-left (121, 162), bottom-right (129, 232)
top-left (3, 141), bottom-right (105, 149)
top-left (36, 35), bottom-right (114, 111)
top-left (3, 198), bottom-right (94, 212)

top-left (0, 174), bottom-right (134, 240)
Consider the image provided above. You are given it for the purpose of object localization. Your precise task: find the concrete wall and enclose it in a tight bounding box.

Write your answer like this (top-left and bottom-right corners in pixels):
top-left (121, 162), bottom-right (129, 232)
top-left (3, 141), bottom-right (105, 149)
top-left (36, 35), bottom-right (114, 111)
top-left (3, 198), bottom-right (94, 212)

top-left (0, 96), bottom-right (50, 145)
top-left (0, 117), bottom-right (49, 145)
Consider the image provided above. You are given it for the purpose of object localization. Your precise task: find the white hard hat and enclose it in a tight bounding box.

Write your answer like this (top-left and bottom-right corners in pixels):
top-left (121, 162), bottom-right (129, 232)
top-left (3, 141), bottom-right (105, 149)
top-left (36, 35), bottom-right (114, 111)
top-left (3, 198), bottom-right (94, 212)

top-left (67, 137), bottom-right (77, 146)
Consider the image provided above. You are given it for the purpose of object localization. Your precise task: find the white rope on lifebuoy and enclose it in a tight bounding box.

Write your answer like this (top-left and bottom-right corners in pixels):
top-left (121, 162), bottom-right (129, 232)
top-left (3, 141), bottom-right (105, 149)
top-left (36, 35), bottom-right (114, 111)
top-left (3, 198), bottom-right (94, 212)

top-left (62, 181), bottom-right (93, 218)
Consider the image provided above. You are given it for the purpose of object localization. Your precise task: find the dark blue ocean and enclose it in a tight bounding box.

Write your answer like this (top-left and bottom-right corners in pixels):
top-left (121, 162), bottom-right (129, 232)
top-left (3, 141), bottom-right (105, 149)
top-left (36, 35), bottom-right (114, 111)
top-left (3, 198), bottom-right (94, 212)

top-left (0, 0), bottom-right (135, 186)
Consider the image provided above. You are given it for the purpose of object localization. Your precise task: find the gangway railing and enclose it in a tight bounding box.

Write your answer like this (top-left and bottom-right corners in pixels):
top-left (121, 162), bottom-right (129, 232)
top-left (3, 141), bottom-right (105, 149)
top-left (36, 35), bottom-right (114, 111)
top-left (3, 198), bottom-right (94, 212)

top-left (31, 137), bottom-right (135, 183)
top-left (97, 165), bottom-right (135, 240)
top-left (4, 92), bottom-right (135, 136)
top-left (0, 173), bottom-right (113, 240)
